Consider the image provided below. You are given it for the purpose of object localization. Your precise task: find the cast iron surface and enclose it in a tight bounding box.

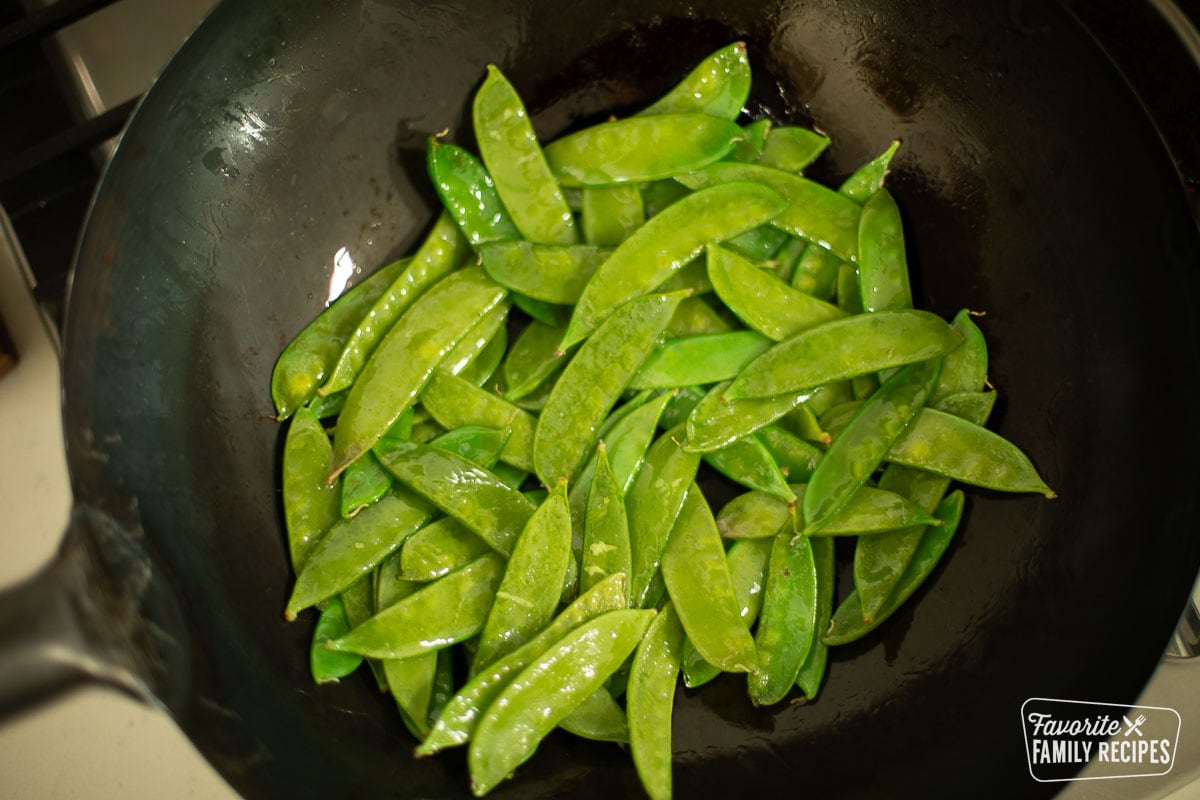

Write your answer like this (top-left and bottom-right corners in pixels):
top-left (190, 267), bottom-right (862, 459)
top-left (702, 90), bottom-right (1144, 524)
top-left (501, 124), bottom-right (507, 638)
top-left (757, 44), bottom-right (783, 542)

top-left (57, 0), bottom-right (1200, 797)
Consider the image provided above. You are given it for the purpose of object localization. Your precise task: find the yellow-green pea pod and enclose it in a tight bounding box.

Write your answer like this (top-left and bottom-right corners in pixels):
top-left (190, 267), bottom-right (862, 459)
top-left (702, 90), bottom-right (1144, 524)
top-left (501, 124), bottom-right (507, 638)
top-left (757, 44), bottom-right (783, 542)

top-left (682, 537), bottom-right (771, 688)
top-left (640, 178), bottom-right (691, 217)
top-left (330, 268), bottom-right (508, 478)
top-left (559, 182), bottom-right (786, 350)
top-left (271, 258), bottom-right (408, 419)
top-left (629, 330), bottom-right (772, 390)
top-left (309, 595), bottom-right (362, 684)
top-left (306, 389), bottom-right (346, 419)
top-left (417, 572), bottom-right (630, 756)
top-left (339, 451), bottom-right (394, 519)
top-left (685, 380), bottom-right (810, 453)
top-left (581, 443), bottom-right (633, 601)
top-left (460, 323), bottom-right (508, 388)
top-left (716, 490), bottom-right (795, 541)
top-left (627, 425), bottom-right (701, 609)
top-left (724, 224), bottom-right (790, 263)
top-left (792, 483), bottom-right (940, 536)
top-left (857, 188), bottom-right (913, 313)
top-left (282, 406), bottom-right (341, 570)
top-left (794, 534), bottom-right (835, 699)
top-left (385, 650), bottom-right (439, 739)
top-left (930, 309), bottom-right (989, 404)
top-left (935, 390), bottom-right (997, 422)
top-left (440, 301), bottom-right (511, 382)
top-left (781, 402), bottom-right (832, 447)
top-left (320, 212), bottom-right (469, 396)
top-left (704, 434), bottom-right (793, 502)
top-left (724, 309), bottom-right (962, 400)
top-left (836, 260), bottom-right (864, 314)
top-left (661, 484), bottom-right (758, 673)
top-left (791, 243), bottom-right (840, 300)
top-left (328, 553), bottom-right (504, 660)
top-left (424, 425), bottom-right (511, 471)
top-left (706, 244), bottom-right (844, 342)
top-left (558, 687), bottom-right (629, 743)
top-left (757, 424), bottom-right (823, 482)
top-left (473, 481), bottom-right (573, 673)
top-left (805, 381), bottom-right (856, 418)
top-left (376, 441), bottom-right (536, 557)
top-left (677, 163), bottom-right (861, 262)
top-left (473, 65), bottom-right (577, 245)
top-left (657, 259), bottom-right (715, 295)
top-left (478, 241), bottom-right (610, 305)
top-left (285, 487), bottom-right (436, 619)
top-left (825, 491), bottom-right (965, 645)
top-left (637, 41), bottom-right (750, 119)
top-left (756, 126), bottom-right (831, 173)
top-left (501, 318), bottom-right (567, 401)
top-left (420, 370), bottom-right (535, 472)
top-left (512, 293), bottom-right (567, 326)
top-left (545, 114), bottom-right (742, 187)
top-left (628, 602), bottom-right (686, 800)
top-left (534, 291), bottom-right (686, 486)
top-left (468, 609), bottom-right (656, 797)
top-left (400, 518), bottom-right (491, 582)
top-left (772, 235), bottom-right (808, 286)
top-left (427, 138), bottom-right (521, 246)
top-left (374, 548), bottom-right (422, 610)
top-left (729, 118), bottom-right (772, 162)
top-left (748, 528), bottom-right (818, 706)
top-left (839, 139), bottom-right (902, 203)
top-left (582, 185), bottom-right (645, 246)
top-left (819, 399), bottom-right (864, 437)
top-left (342, 574), bottom-right (389, 692)
top-left (666, 295), bottom-right (737, 337)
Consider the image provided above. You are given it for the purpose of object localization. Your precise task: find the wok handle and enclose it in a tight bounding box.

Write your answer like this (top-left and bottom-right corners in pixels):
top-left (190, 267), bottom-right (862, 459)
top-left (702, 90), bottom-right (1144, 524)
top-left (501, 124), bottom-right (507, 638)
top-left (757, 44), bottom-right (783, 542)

top-left (1167, 597), bottom-right (1200, 658)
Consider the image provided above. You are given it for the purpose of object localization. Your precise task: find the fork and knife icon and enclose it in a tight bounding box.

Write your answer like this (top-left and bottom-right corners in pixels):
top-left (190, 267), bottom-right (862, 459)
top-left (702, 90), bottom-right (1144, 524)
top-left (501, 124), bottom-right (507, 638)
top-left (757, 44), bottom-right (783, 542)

top-left (1123, 714), bottom-right (1148, 737)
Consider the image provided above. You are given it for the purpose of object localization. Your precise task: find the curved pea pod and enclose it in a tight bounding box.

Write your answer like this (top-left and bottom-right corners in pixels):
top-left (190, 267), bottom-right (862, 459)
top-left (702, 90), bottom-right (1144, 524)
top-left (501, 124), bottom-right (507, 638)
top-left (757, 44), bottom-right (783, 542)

top-left (628, 602), bottom-right (686, 800)
top-left (559, 182), bottom-right (786, 350)
top-left (399, 518), bottom-right (490, 581)
top-left (724, 224), bottom-right (790, 263)
top-left (825, 490), bottom-right (965, 645)
top-left (794, 535), bottom-right (835, 699)
top-left (461, 324), bottom-right (508, 389)
top-left (420, 370), bottom-right (535, 472)
top-left (771, 235), bottom-right (808, 286)
top-left (427, 138), bottom-right (521, 246)
top-left (473, 65), bottom-right (576, 245)
top-left (792, 483), bottom-right (940, 536)
top-left (328, 553), bottom-right (505, 659)
top-left (704, 434), bottom-right (793, 502)
top-left (310, 595), bottom-right (362, 684)
top-left (800, 358), bottom-right (941, 535)
top-left (935, 390), bottom-right (997, 422)
top-left (677, 163), bottom-right (861, 262)
top-left (662, 485), bottom-right (758, 673)
top-left (582, 185), bottom-right (645, 246)
top-left (377, 441), bottom-right (537, 557)
top-left (559, 687), bottom-right (629, 743)
top-left (468, 609), bottom-right (656, 796)
top-left (341, 575), bottom-right (389, 692)
top-left (384, 650), bottom-right (440, 739)
top-left (473, 481), bottom-right (572, 672)
top-left (581, 444), bottom-right (632, 601)
top-left (757, 424), bottom-right (823, 482)
top-left (931, 309), bottom-right (989, 404)
top-left (306, 389), bottom-right (346, 419)
top-left (748, 529), bottom-right (818, 706)
top-left (440, 301), bottom-right (510, 381)
top-left (545, 114), bottom-right (742, 187)
top-left (729, 118), bottom-right (772, 162)
top-left (782, 402), bottom-right (833, 446)
top-left (684, 380), bottom-right (811, 453)
top-left (282, 407), bottom-right (341, 570)
top-left (426, 425), bottom-right (510, 471)
top-left (285, 487), bottom-right (436, 619)
top-left (716, 490), bottom-right (795, 541)
top-left (656, 259), bottom-right (715, 295)
top-left (836, 261), bottom-right (863, 314)
top-left (417, 572), bottom-right (630, 756)
top-left (629, 330), bottom-right (771, 390)
top-left (271, 258), bottom-right (407, 419)
top-left (839, 139), bottom-right (901, 203)
top-left (511, 293), bottom-right (567, 326)
top-left (819, 399), bottom-right (864, 437)
top-left (478, 242), bottom-right (609, 305)
top-left (320, 212), bottom-right (469, 396)
top-left (756, 126), bottom-right (830, 173)
top-left (502, 318), bottom-right (567, 401)
top-left (330, 268), bottom-right (508, 477)
top-left (638, 41), bottom-right (750, 119)
top-left (626, 425), bottom-right (701, 609)
top-left (339, 451), bottom-right (393, 519)
top-left (791, 244), bottom-right (840, 300)
top-left (375, 549), bottom-right (422, 610)
top-left (682, 537), bottom-right (771, 688)
top-left (724, 309), bottom-right (961, 400)
top-left (805, 381), bottom-right (856, 418)
top-left (641, 178), bottom-right (691, 218)
top-left (706, 244), bottom-right (843, 341)
top-left (534, 291), bottom-right (686, 486)
top-left (857, 188), bottom-right (913, 313)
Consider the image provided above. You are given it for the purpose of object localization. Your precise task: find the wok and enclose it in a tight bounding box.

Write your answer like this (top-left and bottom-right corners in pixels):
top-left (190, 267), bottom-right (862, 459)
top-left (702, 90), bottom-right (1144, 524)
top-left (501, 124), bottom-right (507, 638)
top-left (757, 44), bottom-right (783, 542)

top-left (3, 0), bottom-right (1200, 797)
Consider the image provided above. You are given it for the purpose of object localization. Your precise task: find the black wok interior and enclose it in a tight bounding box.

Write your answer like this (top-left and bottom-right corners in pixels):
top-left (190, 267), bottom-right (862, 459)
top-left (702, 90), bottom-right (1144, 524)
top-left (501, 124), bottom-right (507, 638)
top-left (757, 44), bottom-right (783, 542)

top-left (61, 0), bottom-right (1200, 797)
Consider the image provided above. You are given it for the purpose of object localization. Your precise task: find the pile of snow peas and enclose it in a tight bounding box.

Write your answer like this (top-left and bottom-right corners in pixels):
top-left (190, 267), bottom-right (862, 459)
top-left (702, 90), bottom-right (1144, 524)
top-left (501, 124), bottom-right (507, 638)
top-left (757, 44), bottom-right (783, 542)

top-left (270, 42), bottom-right (1054, 799)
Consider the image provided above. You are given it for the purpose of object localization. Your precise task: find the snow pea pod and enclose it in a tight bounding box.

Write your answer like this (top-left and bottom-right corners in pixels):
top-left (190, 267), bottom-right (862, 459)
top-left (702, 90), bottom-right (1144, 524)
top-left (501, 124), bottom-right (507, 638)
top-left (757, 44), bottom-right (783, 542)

top-left (628, 602), bottom-right (686, 800)
top-left (782, 401), bottom-right (832, 446)
top-left (930, 309), bottom-right (989, 404)
top-left (458, 323), bottom-right (507, 388)
top-left (439, 301), bottom-right (511, 380)
top-left (769, 235), bottom-right (806, 285)
top-left (427, 138), bottom-right (521, 246)
top-left (857, 188), bottom-right (913, 313)
top-left (836, 261), bottom-right (863, 314)
top-left (729, 118), bottom-right (771, 162)
top-left (685, 380), bottom-right (810, 453)
top-left (582, 185), bottom-right (645, 246)
top-left (310, 595), bottom-right (362, 683)
top-left (559, 182), bottom-right (786, 350)
top-left (794, 534), bottom-right (835, 699)
top-left (791, 243), bottom-right (840, 300)
top-left (425, 425), bottom-right (510, 471)
top-left (328, 553), bottom-right (505, 659)
top-left (707, 244), bottom-right (843, 341)
top-left (717, 490), bottom-right (795, 541)
top-left (582, 443), bottom-right (632, 601)
top-left (793, 483), bottom-right (940, 536)
top-left (640, 178), bottom-right (691, 217)
top-left (271, 258), bottom-right (407, 419)
top-left (473, 65), bottom-right (577, 245)
top-left (534, 291), bottom-right (685, 486)
top-left (656, 259), bottom-right (714, 295)
top-left (375, 549), bottom-right (422, 610)
top-left (936, 390), bottom-right (997, 421)
top-left (757, 126), bottom-right (830, 173)
top-left (724, 224), bottom-right (790, 263)
top-left (559, 688), bottom-right (629, 743)
top-left (400, 517), bottom-right (490, 581)
top-left (306, 389), bottom-right (346, 419)
top-left (330, 268), bottom-right (508, 477)
top-left (638, 41), bottom-right (750, 119)
top-left (420, 370), bottom-right (535, 472)
top-left (666, 295), bottom-right (737, 336)
top-left (384, 650), bottom-right (440, 739)
top-left (839, 139), bottom-right (901, 203)
top-left (628, 330), bottom-right (771, 390)
top-left (468, 609), bottom-right (655, 796)
top-left (282, 406), bottom-right (340, 570)
top-left (501, 318), bottom-right (567, 401)
top-left (339, 451), bottom-right (393, 519)
top-left (757, 424), bottom-right (823, 482)
top-left (478, 242), bottom-right (609, 305)
top-left (341, 575), bottom-right (389, 692)
top-left (511, 293), bottom-right (566, 326)
top-left (724, 309), bottom-right (960, 400)
top-left (748, 529), bottom-right (818, 706)
top-left (545, 114), bottom-right (742, 186)
top-left (704, 434), bottom-right (793, 502)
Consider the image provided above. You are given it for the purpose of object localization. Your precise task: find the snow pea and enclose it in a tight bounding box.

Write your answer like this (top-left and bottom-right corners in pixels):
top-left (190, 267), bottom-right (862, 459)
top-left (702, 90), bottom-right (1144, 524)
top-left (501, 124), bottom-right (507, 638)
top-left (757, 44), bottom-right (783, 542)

top-left (857, 188), bottom-right (913, 313)
top-left (339, 451), bottom-right (393, 519)
top-left (458, 322), bottom-right (508, 388)
top-left (666, 295), bottom-right (737, 336)
top-left (330, 267), bottom-right (508, 477)
top-left (511, 293), bottom-right (566, 326)
top-left (559, 688), bottom-right (629, 743)
top-left (930, 309), bottom-right (989, 404)
top-left (707, 244), bottom-right (843, 341)
top-left (400, 518), bottom-right (490, 581)
top-left (836, 261), bottom-right (863, 314)
top-left (839, 139), bottom-right (901, 203)
top-left (342, 574), bottom-right (388, 692)
top-left (271, 258), bottom-right (407, 419)
top-left (685, 380), bottom-right (810, 453)
top-left (656, 259), bottom-right (715, 295)
top-left (582, 443), bottom-right (632, 601)
top-left (936, 390), bottom-right (997, 421)
top-left (545, 114), bottom-right (742, 186)
top-left (419, 370), bottom-right (535, 472)
top-left (425, 425), bottom-right (510, 471)
top-left (427, 138), bottom-right (521, 245)
top-left (282, 406), bottom-right (340, 570)
top-left (716, 490), bottom-right (795, 541)
top-left (704, 434), bottom-right (793, 502)
top-left (757, 424), bottom-right (823, 482)
top-left (791, 244), bottom-right (840, 300)
top-left (793, 483), bottom-right (940, 536)
top-left (468, 609), bottom-right (655, 796)
top-left (628, 330), bottom-right (771, 390)
top-left (582, 185), bottom-right (645, 246)
top-left (638, 41), bottom-right (750, 119)
top-left (478, 242), bottom-right (608, 305)
top-left (310, 595), bottom-right (362, 684)
top-left (724, 309), bottom-right (961, 400)
top-left (661, 485), bottom-right (758, 673)
top-left (501, 318), bottom-right (567, 401)
top-left (374, 549), bottom-right (422, 610)
top-left (534, 291), bottom-right (685, 486)
top-left (794, 534), bottom-right (834, 699)
top-left (640, 178), bottom-right (691, 217)
top-left (328, 553), bottom-right (505, 659)
top-left (748, 529), bottom-right (818, 706)
top-left (305, 389), bottom-right (346, 419)
top-left (628, 602), bottom-right (686, 800)
top-left (757, 126), bottom-right (830, 173)
top-left (729, 118), bottom-right (772, 162)
top-left (771, 235), bottom-right (808, 286)
top-left (782, 402), bottom-right (833, 447)
top-left (385, 650), bottom-right (439, 738)
top-left (724, 224), bottom-right (790, 263)
top-left (819, 399), bottom-right (864, 436)
top-left (439, 301), bottom-right (510, 380)
top-left (559, 182), bottom-right (786, 350)
top-left (473, 66), bottom-right (577, 245)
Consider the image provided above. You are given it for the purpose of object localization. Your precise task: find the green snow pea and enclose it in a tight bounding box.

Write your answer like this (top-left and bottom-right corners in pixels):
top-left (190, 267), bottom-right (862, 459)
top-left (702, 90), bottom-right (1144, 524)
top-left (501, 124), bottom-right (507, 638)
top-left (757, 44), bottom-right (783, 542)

top-left (666, 295), bottom-right (737, 336)
top-left (936, 390), bottom-right (997, 421)
top-left (756, 126), bottom-right (830, 173)
top-left (342, 574), bottom-right (388, 692)
top-left (512, 294), bottom-right (566, 326)
top-left (791, 244), bottom-right (840, 300)
top-left (328, 553), bottom-right (505, 659)
top-left (805, 381), bottom-right (856, 418)
top-left (656, 259), bottom-right (715, 295)
top-left (420, 370), bottom-right (535, 472)
top-left (716, 490), bottom-right (795, 541)
top-left (757, 425), bottom-right (823, 482)
top-left (473, 481), bottom-right (572, 672)
top-left (545, 114), bottom-right (742, 187)
top-left (478, 242), bottom-right (608, 304)
top-left (930, 309), bottom-right (989, 404)
top-left (792, 483), bottom-right (940, 536)
top-left (819, 399), bottom-right (864, 437)
top-left (638, 42), bottom-right (750, 119)
top-left (306, 389), bottom-right (346, 419)
top-left (781, 401), bottom-right (833, 446)
top-left (704, 434), bottom-right (793, 502)
top-left (661, 485), bottom-right (758, 673)
top-left (857, 188), bottom-right (913, 313)
top-left (501, 319), bottom-right (568, 401)
top-left (836, 261), bottom-right (863, 314)
top-left (467, 609), bottom-right (655, 796)
top-left (473, 65), bottom-right (577, 245)
top-left (770, 235), bottom-right (807, 285)
top-left (825, 490), bottom-right (964, 646)
top-left (458, 322), bottom-right (508, 388)
top-left (724, 224), bottom-right (790, 263)
top-left (582, 185), bottom-right (645, 246)
top-left (385, 650), bottom-right (439, 738)
top-left (685, 380), bottom-right (811, 453)
top-left (582, 443), bottom-right (632, 601)
top-left (559, 688), bottom-right (629, 743)
top-left (271, 258), bottom-right (408, 419)
top-left (794, 534), bottom-right (834, 699)
top-left (427, 138), bottom-right (521, 246)
top-left (724, 309), bottom-right (960, 400)
top-left (629, 330), bottom-right (771, 390)
top-left (729, 118), bottom-right (772, 162)
top-left (707, 244), bottom-right (843, 341)
top-left (559, 182), bottom-right (786, 350)
top-left (282, 406), bottom-right (340, 570)
top-left (628, 602), bottom-right (686, 800)
top-left (748, 529), bottom-right (818, 706)
top-left (330, 267), bottom-right (508, 477)
top-left (310, 595), bottom-right (362, 683)
top-left (440, 301), bottom-right (511, 380)
top-left (400, 518), bottom-right (490, 581)
top-left (426, 425), bottom-right (510, 471)
top-left (339, 451), bottom-right (394, 519)
top-left (839, 139), bottom-right (901, 203)
top-left (534, 291), bottom-right (685, 486)
top-left (640, 179), bottom-right (691, 217)
top-left (374, 549), bottom-right (422, 610)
